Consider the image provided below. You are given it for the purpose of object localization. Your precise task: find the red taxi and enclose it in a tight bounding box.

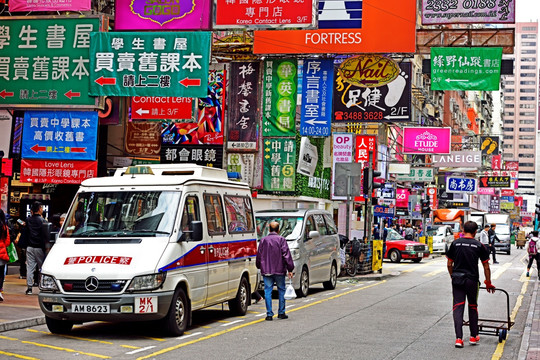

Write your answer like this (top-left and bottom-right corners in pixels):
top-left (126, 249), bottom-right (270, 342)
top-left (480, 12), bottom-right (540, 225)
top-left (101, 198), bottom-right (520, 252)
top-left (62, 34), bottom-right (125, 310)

top-left (384, 229), bottom-right (429, 263)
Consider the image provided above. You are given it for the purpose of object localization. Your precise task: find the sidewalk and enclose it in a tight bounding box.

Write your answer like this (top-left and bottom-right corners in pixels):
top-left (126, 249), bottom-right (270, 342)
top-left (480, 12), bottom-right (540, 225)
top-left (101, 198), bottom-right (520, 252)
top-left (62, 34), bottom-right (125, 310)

top-left (0, 265), bottom-right (45, 332)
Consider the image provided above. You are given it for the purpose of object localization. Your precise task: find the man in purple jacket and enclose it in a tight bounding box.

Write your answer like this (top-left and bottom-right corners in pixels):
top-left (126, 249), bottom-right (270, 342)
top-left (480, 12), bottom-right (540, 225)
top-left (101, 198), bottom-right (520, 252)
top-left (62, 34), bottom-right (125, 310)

top-left (256, 221), bottom-right (295, 321)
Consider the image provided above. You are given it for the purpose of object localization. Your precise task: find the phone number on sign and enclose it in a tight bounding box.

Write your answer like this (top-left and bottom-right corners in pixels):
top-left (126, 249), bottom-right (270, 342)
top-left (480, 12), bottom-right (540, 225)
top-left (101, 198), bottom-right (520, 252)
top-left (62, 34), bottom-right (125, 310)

top-left (335, 111), bottom-right (384, 121)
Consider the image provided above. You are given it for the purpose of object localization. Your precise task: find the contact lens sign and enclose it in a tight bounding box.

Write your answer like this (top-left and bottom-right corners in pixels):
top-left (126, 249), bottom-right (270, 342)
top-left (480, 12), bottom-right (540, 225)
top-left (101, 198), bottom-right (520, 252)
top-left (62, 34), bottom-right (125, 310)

top-left (262, 59), bottom-right (298, 137)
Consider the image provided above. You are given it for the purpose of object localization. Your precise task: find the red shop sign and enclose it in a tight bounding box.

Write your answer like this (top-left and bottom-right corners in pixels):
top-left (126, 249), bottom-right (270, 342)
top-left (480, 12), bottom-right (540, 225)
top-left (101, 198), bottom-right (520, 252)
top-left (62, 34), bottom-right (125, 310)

top-left (131, 97), bottom-right (193, 120)
top-left (21, 159), bottom-right (97, 184)
top-left (355, 135), bottom-right (377, 169)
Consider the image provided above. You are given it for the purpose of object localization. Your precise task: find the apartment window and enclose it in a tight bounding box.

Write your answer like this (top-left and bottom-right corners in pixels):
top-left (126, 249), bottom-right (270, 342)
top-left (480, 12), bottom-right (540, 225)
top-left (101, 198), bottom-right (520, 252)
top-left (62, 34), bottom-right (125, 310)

top-left (503, 153), bottom-right (513, 158)
top-left (503, 120), bottom-right (515, 124)
top-left (520, 120), bottom-right (536, 124)
top-left (520, 96), bottom-right (536, 100)
top-left (519, 144), bottom-right (534, 149)
top-left (521, 72), bottom-right (536, 77)
top-left (519, 163), bottom-right (535, 167)
top-left (520, 81), bottom-right (536, 85)
top-left (505, 80), bottom-right (515, 85)
top-left (504, 88), bottom-right (515, 92)
top-left (519, 135), bottom-right (535, 140)
top-left (502, 127), bottom-right (515, 132)
top-left (503, 144), bottom-right (513, 149)
top-left (519, 112), bottom-right (536, 116)
top-left (519, 127), bottom-right (535, 132)
top-left (521, 50), bottom-right (536, 54)
top-left (505, 112), bottom-right (515, 116)
top-left (521, 34), bottom-right (537, 39)
top-left (522, 42), bottom-right (537, 46)
top-left (503, 135), bottom-right (514, 140)
top-left (519, 154), bottom-right (534, 158)
top-left (520, 104), bottom-right (535, 109)
top-left (523, 27), bottom-right (538, 31)
top-left (505, 96), bottom-right (515, 101)
top-left (521, 57), bottom-right (536, 62)
top-left (520, 88), bottom-right (536, 93)
top-left (504, 104), bottom-right (514, 108)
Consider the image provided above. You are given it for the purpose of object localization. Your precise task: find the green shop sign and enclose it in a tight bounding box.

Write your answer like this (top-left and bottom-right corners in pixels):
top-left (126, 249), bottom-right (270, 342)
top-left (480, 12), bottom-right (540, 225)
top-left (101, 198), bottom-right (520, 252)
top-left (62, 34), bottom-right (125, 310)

top-left (295, 136), bottom-right (331, 200)
top-left (262, 59), bottom-right (298, 137)
top-left (0, 17), bottom-right (105, 107)
top-left (89, 32), bottom-right (211, 98)
top-left (263, 138), bottom-right (296, 192)
top-left (431, 47), bottom-right (502, 91)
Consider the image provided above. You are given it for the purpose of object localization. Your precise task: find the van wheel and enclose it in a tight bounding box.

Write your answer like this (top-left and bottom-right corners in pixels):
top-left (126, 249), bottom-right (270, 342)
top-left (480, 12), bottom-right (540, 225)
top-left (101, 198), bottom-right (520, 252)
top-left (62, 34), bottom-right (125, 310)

top-left (296, 267), bottom-right (309, 298)
top-left (323, 262), bottom-right (337, 290)
top-left (45, 316), bottom-right (73, 334)
top-left (162, 287), bottom-right (189, 336)
top-left (228, 277), bottom-right (249, 316)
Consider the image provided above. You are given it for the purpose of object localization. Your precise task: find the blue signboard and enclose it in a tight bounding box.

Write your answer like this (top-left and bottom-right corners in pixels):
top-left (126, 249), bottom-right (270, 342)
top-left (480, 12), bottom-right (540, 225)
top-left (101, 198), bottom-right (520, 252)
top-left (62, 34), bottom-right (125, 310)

top-left (374, 204), bottom-right (394, 218)
top-left (501, 196), bottom-right (514, 203)
top-left (300, 59), bottom-right (334, 137)
top-left (22, 111), bottom-right (98, 161)
top-left (446, 177), bottom-right (477, 194)
top-left (318, 0), bottom-right (362, 29)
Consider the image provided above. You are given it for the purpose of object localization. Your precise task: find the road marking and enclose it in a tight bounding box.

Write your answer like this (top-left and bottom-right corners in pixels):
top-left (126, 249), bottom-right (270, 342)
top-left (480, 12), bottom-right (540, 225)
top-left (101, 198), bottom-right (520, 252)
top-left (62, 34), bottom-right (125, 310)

top-left (0, 350), bottom-right (39, 360)
top-left (492, 262), bottom-right (512, 280)
top-left (19, 340), bottom-right (110, 359)
top-left (136, 281), bottom-right (385, 360)
top-left (255, 313), bottom-right (267, 317)
top-left (217, 320), bottom-right (230, 323)
top-left (140, 336), bottom-right (165, 342)
top-left (0, 335), bottom-right (18, 341)
top-left (26, 329), bottom-right (115, 345)
top-left (285, 305), bottom-right (295, 309)
top-left (247, 311), bottom-right (259, 314)
top-left (220, 320), bottom-right (244, 327)
top-left (326, 292), bottom-right (336, 295)
top-left (125, 346), bottom-right (156, 355)
top-left (423, 268), bottom-right (446, 278)
top-left (402, 260), bottom-right (445, 273)
top-left (491, 270), bottom-right (529, 360)
top-left (121, 345), bottom-right (140, 349)
top-left (177, 332), bottom-right (202, 340)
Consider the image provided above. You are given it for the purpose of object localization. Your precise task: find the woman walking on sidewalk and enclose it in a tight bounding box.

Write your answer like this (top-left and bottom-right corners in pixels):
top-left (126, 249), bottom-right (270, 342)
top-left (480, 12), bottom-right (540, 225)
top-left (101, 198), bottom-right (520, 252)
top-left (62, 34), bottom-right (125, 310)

top-left (0, 209), bottom-right (11, 301)
top-left (526, 231), bottom-right (540, 279)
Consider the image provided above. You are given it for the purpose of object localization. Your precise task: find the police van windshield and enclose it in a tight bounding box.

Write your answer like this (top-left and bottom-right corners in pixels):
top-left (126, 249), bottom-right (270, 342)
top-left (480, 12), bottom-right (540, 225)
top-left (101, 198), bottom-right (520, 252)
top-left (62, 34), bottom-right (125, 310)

top-left (256, 216), bottom-right (304, 241)
top-left (60, 191), bottom-right (181, 238)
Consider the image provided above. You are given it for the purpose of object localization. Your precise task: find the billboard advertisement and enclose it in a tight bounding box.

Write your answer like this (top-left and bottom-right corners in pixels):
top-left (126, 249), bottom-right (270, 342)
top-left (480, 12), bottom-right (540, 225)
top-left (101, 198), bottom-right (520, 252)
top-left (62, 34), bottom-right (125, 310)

top-left (432, 151), bottom-right (482, 168)
top-left (402, 127), bottom-right (451, 154)
top-left (9, 0), bottom-right (90, 11)
top-left (422, 0), bottom-right (515, 24)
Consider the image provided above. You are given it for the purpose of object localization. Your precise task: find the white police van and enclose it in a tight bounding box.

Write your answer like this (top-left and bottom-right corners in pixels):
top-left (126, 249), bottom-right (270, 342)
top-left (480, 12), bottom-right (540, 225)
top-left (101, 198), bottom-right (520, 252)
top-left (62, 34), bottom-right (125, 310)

top-left (39, 164), bottom-right (258, 336)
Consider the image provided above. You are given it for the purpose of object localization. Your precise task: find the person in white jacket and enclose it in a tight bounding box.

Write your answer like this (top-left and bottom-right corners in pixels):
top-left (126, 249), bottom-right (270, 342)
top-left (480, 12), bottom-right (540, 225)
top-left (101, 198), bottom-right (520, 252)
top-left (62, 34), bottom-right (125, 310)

top-left (479, 225), bottom-right (490, 248)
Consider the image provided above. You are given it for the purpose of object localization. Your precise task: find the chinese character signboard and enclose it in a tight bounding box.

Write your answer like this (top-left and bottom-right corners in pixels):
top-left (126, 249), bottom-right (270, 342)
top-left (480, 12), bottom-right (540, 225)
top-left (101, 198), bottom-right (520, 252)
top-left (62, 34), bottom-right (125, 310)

top-left (427, 186), bottom-right (438, 210)
top-left (318, 0), bottom-right (362, 29)
top-left (333, 62), bottom-right (411, 123)
top-left (432, 151), bottom-right (481, 167)
top-left (492, 154), bottom-right (501, 170)
top-left (332, 133), bottom-right (354, 200)
top-left (300, 59), bottom-right (333, 136)
top-left (196, 68), bottom-right (225, 144)
top-left (161, 144), bottom-right (223, 167)
top-left (374, 204), bottom-right (394, 218)
top-left (431, 47), bottom-right (503, 91)
top-left (422, 0), bottom-right (514, 25)
top-left (253, 0), bottom-right (416, 54)
top-left (446, 176), bottom-right (477, 194)
top-left (489, 195), bottom-right (500, 213)
top-left (479, 176), bottom-right (510, 188)
top-left (355, 135), bottom-right (377, 169)
top-left (505, 160), bottom-right (518, 170)
top-left (89, 32), bottom-right (211, 98)
top-left (20, 159), bottom-right (97, 184)
top-left (227, 153), bottom-right (255, 187)
top-left (262, 59), bottom-right (298, 137)
top-left (228, 62), bottom-right (260, 151)
top-left (22, 111), bottom-right (98, 161)
top-left (131, 96), bottom-right (193, 120)
top-left (214, 0), bottom-right (316, 28)
top-left (9, 0), bottom-right (91, 11)
top-left (125, 122), bottom-right (161, 156)
top-left (114, 0), bottom-right (211, 30)
top-left (0, 17), bottom-right (104, 107)
top-left (480, 135), bottom-right (500, 155)
top-left (402, 127), bottom-right (451, 154)
top-left (263, 138), bottom-right (296, 192)
top-left (395, 168), bottom-right (434, 182)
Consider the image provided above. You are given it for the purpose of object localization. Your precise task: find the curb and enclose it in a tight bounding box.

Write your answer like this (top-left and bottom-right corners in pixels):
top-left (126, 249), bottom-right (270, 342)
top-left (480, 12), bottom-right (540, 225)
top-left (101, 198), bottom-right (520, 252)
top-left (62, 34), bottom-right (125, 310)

top-left (518, 279), bottom-right (538, 360)
top-left (0, 316), bottom-right (46, 333)
top-left (338, 271), bottom-right (399, 282)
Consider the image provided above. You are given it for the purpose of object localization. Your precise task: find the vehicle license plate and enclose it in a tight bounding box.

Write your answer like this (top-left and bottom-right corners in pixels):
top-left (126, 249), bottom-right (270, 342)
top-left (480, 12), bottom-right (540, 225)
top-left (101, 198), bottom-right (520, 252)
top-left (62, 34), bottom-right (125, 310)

top-left (72, 304), bottom-right (110, 313)
top-left (135, 296), bottom-right (158, 314)
top-left (418, 252), bottom-right (424, 258)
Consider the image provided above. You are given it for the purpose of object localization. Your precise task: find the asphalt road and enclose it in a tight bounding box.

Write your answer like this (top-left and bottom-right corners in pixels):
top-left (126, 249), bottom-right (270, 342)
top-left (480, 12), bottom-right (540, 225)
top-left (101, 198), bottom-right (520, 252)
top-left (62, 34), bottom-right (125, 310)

top-left (0, 247), bottom-right (534, 360)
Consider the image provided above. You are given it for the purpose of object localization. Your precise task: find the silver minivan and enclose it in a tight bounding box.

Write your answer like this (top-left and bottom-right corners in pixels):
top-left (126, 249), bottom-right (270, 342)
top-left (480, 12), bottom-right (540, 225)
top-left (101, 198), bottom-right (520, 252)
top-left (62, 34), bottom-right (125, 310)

top-left (256, 209), bottom-right (341, 297)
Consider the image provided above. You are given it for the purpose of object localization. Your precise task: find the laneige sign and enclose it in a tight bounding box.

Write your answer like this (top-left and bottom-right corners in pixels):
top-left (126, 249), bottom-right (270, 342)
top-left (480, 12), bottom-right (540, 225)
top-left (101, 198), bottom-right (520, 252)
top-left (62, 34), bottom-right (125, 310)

top-left (432, 151), bottom-right (482, 168)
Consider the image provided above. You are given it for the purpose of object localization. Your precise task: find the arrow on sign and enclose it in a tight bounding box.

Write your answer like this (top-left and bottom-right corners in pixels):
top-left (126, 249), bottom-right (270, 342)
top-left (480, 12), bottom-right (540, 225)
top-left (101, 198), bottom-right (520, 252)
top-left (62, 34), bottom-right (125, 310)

top-left (64, 90), bottom-right (81, 99)
top-left (305, 119), bottom-right (327, 125)
top-left (95, 76), bottom-right (117, 86)
top-left (30, 144), bottom-right (46, 153)
top-left (384, 115), bottom-right (409, 120)
top-left (445, 78), bottom-right (469, 83)
top-left (0, 89), bottom-right (14, 99)
top-left (179, 78), bottom-right (201, 88)
top-left (70, 147), bottom-right (87, 153)
top-left (135, 108), bottom-right (150, 116)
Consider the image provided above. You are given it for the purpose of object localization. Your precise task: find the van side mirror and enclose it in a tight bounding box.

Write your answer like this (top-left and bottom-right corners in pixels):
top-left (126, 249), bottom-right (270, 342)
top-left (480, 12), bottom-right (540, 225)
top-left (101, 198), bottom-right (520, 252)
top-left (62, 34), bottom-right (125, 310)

top-left (179, 221), bottom-right (203, 242)
top-left (308, 230), bottom-right (320, 240)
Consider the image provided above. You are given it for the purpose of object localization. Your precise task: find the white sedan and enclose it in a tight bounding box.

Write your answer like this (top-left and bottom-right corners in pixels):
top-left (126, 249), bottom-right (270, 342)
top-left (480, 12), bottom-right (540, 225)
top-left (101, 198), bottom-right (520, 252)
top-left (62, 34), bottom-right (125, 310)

top-left (429, 225), bottom-right (454, 254)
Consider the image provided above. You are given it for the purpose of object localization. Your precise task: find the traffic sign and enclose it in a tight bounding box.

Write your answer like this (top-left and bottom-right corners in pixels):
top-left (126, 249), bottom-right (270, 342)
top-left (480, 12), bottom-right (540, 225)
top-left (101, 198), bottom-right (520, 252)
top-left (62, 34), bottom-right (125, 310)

top-left (131, 97), bottom-right (193, 120)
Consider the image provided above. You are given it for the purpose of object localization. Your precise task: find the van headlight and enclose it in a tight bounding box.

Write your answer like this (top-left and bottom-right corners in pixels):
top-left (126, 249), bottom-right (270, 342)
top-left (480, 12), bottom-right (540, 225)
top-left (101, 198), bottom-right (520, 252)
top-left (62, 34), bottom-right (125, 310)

top-left (290, 248), bottom-right (300, 261)
top-left (127, 273), bottom-right (166, 292)
top-left (40, 274), bottom-right (59, 292)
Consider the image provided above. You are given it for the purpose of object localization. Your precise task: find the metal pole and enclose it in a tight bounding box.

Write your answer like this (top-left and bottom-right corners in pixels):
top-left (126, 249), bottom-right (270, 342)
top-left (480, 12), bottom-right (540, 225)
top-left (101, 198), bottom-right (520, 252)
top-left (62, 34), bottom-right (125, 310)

top-left (367, 150), bottom-right (373, 243)
top-left (346, 173), bottom-right (351, 240)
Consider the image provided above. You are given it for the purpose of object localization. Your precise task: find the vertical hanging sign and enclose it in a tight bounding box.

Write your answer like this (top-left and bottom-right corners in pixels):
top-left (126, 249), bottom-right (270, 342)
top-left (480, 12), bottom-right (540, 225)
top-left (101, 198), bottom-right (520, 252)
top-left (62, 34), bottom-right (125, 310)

top-left (263, 138), bottom-right (296, 192)
top-left (300, 59), bottom-right (333, 137)
top-left (262, 59), bottom-right (297, 137)
top-left (228, 62), bottom-right (260, 151)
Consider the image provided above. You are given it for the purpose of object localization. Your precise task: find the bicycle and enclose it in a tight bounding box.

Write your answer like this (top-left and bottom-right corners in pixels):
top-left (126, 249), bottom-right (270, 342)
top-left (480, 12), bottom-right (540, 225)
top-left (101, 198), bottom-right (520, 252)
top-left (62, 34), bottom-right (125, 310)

top-left (342, 239), bottom-right (362, 277)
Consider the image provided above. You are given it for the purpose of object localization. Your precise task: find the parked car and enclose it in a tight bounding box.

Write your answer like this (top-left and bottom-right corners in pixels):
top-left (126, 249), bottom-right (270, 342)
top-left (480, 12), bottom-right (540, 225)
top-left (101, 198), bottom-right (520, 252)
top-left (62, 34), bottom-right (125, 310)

top-left (256, 209), bottom-right (340, 298)
top-left (494, 224), bottom-right (511, 255)
top-left (428, 225), bottom-right (454, 254)
top-left (385, 229), bottom-right (429, 263)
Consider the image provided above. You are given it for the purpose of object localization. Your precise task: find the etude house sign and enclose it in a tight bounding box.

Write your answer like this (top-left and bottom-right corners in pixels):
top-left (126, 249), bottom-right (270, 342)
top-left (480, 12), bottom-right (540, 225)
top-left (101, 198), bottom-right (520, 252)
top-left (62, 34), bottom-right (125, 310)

top-left (432, 151), bottom-right (482, 168)
top-left (402, 127), bottom-right (451, 154)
